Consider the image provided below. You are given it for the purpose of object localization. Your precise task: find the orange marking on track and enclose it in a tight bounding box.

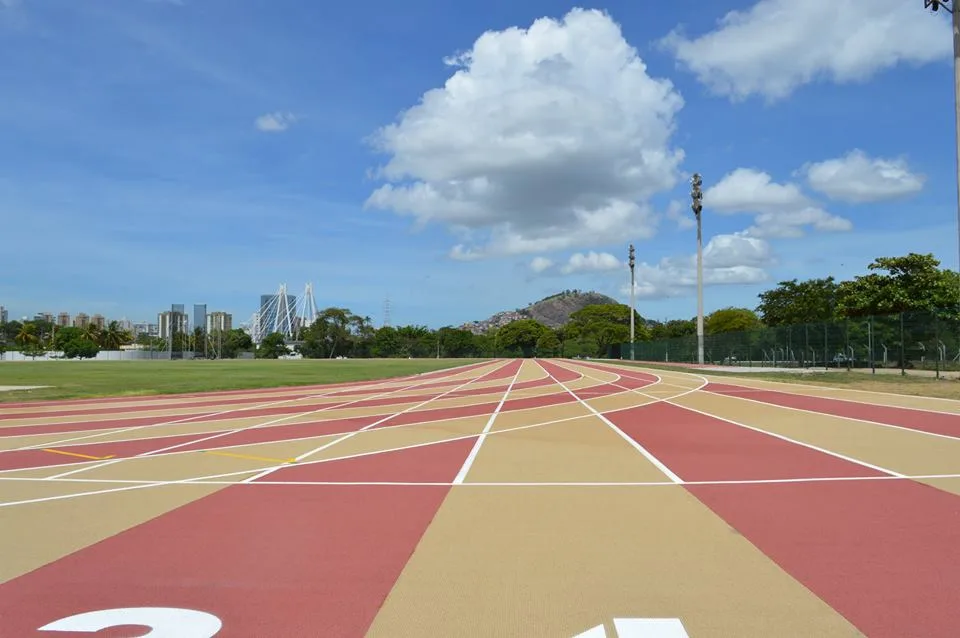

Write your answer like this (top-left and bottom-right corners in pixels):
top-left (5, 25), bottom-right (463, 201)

top-left (42, 449), bottom-right (116, 461)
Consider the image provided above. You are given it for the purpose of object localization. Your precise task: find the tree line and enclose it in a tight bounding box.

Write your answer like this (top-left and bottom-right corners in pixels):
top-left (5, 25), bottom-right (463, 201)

top-left (2, 253), bottom-right (954, 361)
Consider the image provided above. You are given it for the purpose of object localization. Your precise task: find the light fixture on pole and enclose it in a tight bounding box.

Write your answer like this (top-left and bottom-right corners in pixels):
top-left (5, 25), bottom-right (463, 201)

top-left (691, 173), bottom-right (704, 365)
top-left (629, 243), bottom-right (636, 361)
top-left (922, 0), bottom-right (960, 317)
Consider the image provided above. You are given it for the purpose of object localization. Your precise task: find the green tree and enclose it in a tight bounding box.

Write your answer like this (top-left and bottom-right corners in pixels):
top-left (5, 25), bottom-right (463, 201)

top-left (756, 277), bottom-right (839, 326)
top-left (15, 322), bottom-right (38, 347)
top-left (370, 326), bottom-right (402, 358)
top-left (836, 253), bottom-right (959, 318)
top-left (705, 307), bottom-right (763, 335)
top-left (496, 319), bottom-right (548, 357)
top-left (256, 332), bottom-right (289, 359)
top-left (221, 329), bottom-right (253, 359)
top-left (536, 329), bottom-right (560, 356)
top-left (53, 326), bottom-right (84, 349)
top-left (437, 327), bottom-right (476, 357)
top-left (101, 321), bottom-right (132, 350)
top-left (567, 303), bottom-right (645, 357)
top-left (62, 337), bottom-right (100, 359)
top-left (649, 318), bottom-right (696, 340)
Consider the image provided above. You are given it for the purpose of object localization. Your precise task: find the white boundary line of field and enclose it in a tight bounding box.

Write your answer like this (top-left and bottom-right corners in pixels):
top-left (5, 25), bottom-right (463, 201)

top-left (4, 472), bottom-right (959, 489)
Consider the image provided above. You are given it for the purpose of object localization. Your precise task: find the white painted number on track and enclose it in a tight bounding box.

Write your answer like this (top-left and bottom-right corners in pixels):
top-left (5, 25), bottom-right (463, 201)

top-left (574, 618), bottom-right (690, 638)
top-left (38, 607), bottom-right (222, 637)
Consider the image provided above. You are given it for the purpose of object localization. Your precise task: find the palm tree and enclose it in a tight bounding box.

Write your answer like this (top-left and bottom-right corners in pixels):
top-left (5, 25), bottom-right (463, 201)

top-left (100, 321), bottom-right (130, 350)
top-left (15, 323), bottom-right (38, 347)
top-left (82, 322), bottom-right (102, 346)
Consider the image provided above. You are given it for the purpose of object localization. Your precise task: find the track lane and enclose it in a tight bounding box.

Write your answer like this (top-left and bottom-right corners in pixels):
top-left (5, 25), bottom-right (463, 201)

top-left (706, 382), bottom-right (960, 438)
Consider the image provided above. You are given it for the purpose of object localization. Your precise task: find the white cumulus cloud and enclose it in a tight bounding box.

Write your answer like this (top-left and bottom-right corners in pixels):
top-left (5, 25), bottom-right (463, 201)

top-left (704, 168), bottom-right (852, 238)
top-left (621, 233), bottom-right (772, 299)
top-left (660, 0), bottom-right (951, 102)
top-left (800, 150), bottom-right (926, 203)
top-left (255, 111), bottom-right (297, 132)
top-left (364, 8), bottom-right (684, 259)
top-left (665, 199), bottom-right (696, 230)
top-left (529, 256), bottom-right (554, 273)
top-left (562, 251), bottom-right (622, 274)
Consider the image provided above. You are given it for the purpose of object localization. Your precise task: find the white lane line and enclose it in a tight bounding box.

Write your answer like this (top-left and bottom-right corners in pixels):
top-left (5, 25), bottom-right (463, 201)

top-left (0, 370), bottom-right (680, 507)
top-left (5, 398), bottom-right (956, 509)
top-left (452, 362), bottom-right (524, 484)
top-left (563, 362), bottom-right (905, 479)
top-left (0, 374), bottom-right (622, 477)
top-left (596, 359), bottom-right (960, 413)
top-left (669, 400), bottom-right (906, 477)
top-left (6, 472), bottom-right (959, 490)
top-left (42, 361), bottom-right (507, 481)
top-left (535, 360), bottom-right (684, 484)
top-left (2, 359), bottom-right (499, 437)
top-left (239, 359), bottom-right (517, 483)
top-left (550, 359), bottom-right (707, 406)
top-left (702, 389), bottom-right (960, 443)
top-left (7, 360), bottom-right (501, 452)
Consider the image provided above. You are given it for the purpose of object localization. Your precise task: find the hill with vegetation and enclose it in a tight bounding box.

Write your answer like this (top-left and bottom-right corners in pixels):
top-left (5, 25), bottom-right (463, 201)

top-left (460, 289), bottom-right (619, 334)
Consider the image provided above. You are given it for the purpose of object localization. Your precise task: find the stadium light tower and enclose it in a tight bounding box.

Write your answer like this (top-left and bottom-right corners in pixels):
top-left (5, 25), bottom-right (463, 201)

top-left (691, 173), bottom-right (704, 365)
top-left (629, 243), bottom-right (636, 360)
top-left (923, 1), bottom-right (960, 294)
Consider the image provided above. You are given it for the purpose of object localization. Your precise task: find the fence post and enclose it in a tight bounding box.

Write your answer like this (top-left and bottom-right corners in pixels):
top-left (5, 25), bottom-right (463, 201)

top-left (869, 316), bottom-right (875, 375)
top-left (900, 312), bottom-right (906, 377)
top-left (936, 314), bottom-right (941, 380)
top-left (823, 323), bottom-right (829, 371)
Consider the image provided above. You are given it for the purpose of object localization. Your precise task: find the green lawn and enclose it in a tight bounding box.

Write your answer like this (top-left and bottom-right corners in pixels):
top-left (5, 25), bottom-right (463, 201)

top-left (0, 358), bottom-right (489, 403)
top-left (610, 360), bottom-right (960, 400)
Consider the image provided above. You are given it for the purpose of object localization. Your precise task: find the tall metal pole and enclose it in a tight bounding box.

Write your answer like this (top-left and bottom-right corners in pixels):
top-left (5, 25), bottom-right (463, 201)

top-left (923, 0), bottom-right (960, 357)
top-left (691, 173), bottom-right (704, 365)
top-left (953, 4), bottom-right (960, 317)
top-left (629, 244), bottom-right (636, 360)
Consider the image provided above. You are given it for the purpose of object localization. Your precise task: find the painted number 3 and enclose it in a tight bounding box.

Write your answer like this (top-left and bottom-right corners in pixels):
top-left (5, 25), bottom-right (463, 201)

top-left (38, 607), bottom-right (222, 637)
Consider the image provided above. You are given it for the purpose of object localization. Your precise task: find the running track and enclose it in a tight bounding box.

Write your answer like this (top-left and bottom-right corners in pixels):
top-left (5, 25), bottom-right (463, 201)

top-left (1, 358), bottom-right (959, 637)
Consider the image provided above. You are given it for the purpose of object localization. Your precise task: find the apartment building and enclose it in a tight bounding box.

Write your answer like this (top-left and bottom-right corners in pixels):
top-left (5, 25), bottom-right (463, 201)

top-left (206, 311), bottom-right (233, 333)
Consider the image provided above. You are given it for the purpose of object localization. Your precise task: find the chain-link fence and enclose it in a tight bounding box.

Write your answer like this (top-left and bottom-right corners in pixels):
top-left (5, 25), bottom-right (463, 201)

top-left (613, 311), bottom-right (960, 376)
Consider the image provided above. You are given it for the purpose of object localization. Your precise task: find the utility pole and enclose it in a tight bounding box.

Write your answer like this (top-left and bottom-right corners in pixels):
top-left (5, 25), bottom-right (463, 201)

top-left (629, 244), bottom-right (636, 360)
top-left (691, 173), bottom-right (705, 365)
top-left (923, 0), bottom-right (960, 353)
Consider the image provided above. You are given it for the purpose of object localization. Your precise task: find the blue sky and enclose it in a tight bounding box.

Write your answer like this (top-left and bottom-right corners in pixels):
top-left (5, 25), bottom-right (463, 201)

top-left (0, 0), bottom-right (956, 329)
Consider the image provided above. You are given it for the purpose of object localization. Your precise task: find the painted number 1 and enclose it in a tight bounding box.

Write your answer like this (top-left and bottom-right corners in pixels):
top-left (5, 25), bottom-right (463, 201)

top-left (38, 607), bottom-right (222, 637)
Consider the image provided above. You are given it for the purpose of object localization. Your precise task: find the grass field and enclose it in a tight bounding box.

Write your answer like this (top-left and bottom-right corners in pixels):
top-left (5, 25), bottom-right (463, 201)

top-left (616, 360), bottom-right (960, 400)
top-left (0, 358), bottom-right (488, 403)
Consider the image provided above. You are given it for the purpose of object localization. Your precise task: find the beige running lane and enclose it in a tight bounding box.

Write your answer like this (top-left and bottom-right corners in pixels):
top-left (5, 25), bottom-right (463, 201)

top-left (673, 391), bottom-right (960, 477)
top-left (465, 415), bottom-right (671, 483)
top-left (695, 371), bottom-right (960, 414)
top-left (923, 476), bottom-right (960, 497)
top-left (366, 486), bottom-right (862, 637)
top-left (0, 482), bottom-right (231, 583)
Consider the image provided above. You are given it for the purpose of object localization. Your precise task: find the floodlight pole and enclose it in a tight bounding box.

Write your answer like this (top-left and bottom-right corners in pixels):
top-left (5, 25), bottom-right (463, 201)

top-left (629, 244), bottom-right (636, 360)
top-left (923, 0), bottom-right (960, 340)
top-left (691, 173), bottom-right (704, 365)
